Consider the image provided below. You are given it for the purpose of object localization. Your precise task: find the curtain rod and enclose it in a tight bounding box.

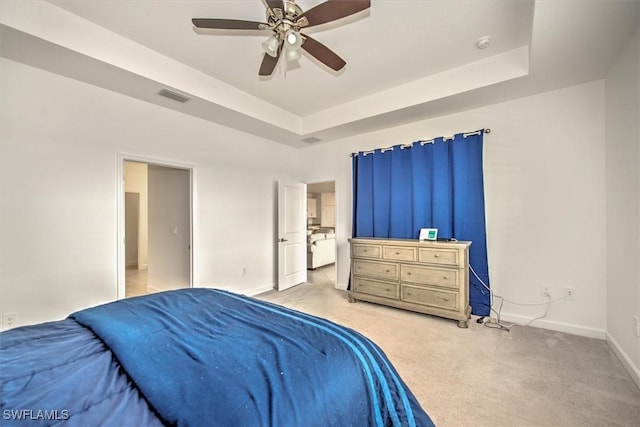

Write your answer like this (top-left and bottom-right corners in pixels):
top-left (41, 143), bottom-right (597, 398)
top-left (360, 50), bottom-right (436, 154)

top-left (350, 128), bottom-right (491, 157)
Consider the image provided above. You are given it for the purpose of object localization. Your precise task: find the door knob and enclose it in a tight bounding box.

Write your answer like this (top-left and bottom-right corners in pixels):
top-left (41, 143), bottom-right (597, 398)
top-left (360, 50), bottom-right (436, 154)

top-left (278, 238), bottom-right (288, 242)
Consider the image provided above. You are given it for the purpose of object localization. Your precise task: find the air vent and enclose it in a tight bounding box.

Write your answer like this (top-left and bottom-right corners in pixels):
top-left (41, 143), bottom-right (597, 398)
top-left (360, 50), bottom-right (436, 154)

top-left (301, 136), bottom-right (322, 144)
top-left (158, 89), bottom-right (191, 103)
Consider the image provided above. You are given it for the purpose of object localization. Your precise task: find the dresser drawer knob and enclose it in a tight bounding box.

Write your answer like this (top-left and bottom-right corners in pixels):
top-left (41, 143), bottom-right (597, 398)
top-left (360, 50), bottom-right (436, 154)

top-left (386, 288), bottom-right (391, 292)
top-left (385, 269), bottom-right (390, 273)
top-left (434, 254), bottom-right (440, 258)
top-left (443, 276), bottom-right (449, 280)
top-left (443, 297), bottom-right (450, 302)
top-left (395, 252), bottom-right (400, 255)
top-left (406, 271), bottom-right (412, 275)
top-left (407, 291), bottom-right (413, 296)
top-left (363, 249), bottom-right (368, 252)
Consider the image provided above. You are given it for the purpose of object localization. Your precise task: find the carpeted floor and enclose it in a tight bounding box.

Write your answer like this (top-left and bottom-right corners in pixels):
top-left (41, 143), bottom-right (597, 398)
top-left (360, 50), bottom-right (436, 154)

top-left (257, 265), bottom-right (640, 427)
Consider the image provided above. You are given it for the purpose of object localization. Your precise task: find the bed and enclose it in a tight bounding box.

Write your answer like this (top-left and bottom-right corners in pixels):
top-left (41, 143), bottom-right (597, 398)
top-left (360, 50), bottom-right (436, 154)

top-left (1, 288), bottom-right (433, 426)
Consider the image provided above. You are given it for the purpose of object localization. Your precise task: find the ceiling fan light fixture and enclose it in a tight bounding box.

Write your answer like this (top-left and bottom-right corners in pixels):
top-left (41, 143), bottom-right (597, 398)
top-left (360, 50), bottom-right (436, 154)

top-left (262, 35), bottom-right (280, 57)
top-left (284, 29), bottom-right (302, 51)
top-left (285, 49), bottom-right (301, 62)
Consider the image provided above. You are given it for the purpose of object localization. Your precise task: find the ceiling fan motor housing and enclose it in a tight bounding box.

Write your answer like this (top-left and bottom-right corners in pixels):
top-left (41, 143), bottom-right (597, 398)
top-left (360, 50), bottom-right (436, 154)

top-left (266, 0), bottom-right (307, 36)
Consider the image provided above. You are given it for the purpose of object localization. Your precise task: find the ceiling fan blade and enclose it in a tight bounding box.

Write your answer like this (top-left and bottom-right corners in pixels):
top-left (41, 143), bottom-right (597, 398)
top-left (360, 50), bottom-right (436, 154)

top-left (299, 0), bottom-right (370, 27)
top-left (192, 18), bottom-right (266, 30)
top-left (301, 35), bottom-right (346, 72)
top-left (259, 43), bottom-right (283, 76)
top-left (265, 0), bottom-right (284, 12)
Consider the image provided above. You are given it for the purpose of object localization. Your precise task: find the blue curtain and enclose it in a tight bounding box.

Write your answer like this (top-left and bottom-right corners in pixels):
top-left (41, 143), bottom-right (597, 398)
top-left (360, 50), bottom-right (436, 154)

top-left (351, 131), bottom-right (490, 316)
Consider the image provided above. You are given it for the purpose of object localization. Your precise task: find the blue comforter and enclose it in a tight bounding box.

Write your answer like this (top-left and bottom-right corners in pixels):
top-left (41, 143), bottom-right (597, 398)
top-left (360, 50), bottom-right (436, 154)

top-left (1, 289), bottom-right (433, 426)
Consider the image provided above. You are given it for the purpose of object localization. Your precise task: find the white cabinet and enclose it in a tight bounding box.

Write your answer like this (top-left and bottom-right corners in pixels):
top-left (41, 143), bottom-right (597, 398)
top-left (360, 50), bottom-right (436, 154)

top-left (307, 198), bottom-right (317, 218)
top-left (321, 206), bottom-right (335, 227)
top-left (321, 192), bottom-right (335, 206)
top-left (320, 192), bottom-right (335, 227)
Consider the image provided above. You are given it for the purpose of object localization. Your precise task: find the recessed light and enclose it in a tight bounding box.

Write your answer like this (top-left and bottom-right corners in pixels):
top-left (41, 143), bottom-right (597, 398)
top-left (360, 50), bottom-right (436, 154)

top-left (476, 36), bottom-right (491, 50)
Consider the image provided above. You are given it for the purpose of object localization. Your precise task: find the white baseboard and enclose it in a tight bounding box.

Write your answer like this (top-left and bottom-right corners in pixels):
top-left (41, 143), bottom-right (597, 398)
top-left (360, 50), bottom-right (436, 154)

top-left (497, 312), bottom-right (606, 339)
top-left (336, 281), bottom-right (348, 291)
top-left (126, 262), bottom-right (147, 269)
top-left (146, 285), bottom-right (161, 294)
top-left (246, 284), bottom-right (276, 296)
top-left (606, 332), bottom-right (640, 390)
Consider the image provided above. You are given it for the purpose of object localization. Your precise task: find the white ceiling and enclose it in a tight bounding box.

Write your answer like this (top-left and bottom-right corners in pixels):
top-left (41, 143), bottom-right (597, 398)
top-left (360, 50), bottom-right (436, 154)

top-left (48, 0), bottom-right (534, 116)
top-left (1, 1), bottom-right (639, 147)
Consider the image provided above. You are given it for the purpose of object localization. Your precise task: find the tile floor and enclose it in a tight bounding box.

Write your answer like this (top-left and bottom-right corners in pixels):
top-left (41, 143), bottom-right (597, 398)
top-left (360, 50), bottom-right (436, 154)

top-left (125, 266), bottom-right (149, 298)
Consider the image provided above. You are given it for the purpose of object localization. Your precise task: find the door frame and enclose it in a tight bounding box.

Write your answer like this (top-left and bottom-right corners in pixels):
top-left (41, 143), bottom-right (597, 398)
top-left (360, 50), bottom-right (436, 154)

top-left (117, 153), bottom-right (197, 300)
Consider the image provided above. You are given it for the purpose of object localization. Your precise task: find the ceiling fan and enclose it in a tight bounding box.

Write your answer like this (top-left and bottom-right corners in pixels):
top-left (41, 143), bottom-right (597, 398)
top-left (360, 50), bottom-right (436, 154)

top-left (192, 0), bottom-right (371, 76)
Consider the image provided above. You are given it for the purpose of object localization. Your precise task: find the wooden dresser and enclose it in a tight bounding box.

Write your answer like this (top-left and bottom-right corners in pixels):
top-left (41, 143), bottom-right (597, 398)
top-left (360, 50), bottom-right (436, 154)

top-left (349, 238), bottom-right (472, 327)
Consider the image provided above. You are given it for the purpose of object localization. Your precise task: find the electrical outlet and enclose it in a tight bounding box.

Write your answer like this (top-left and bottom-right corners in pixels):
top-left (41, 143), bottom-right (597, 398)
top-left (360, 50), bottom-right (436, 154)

top-left (564, 287), bottom-right (576, 301)
top-left (635, 316), bottom-right (640, 338)
top-left (541, 285), bottom-right (552, 299)
top-left (241, 267), bottom-right (247, 277)
top-left (2, 312), bottom-right (18, 330)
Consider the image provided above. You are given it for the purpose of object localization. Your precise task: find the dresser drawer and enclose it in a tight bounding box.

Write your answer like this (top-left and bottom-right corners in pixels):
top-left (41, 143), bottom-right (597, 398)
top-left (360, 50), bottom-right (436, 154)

top-left (352, 243), bottom-right (382, 258)
top-left (418, 247), bottom-right (459, 266)
top-left (352, 278), bottom-right (399, 299)
top-left (352, 260), bottom-right (399, 280)
top-left (401, 285), bottom-right (458, 311)
top-left (401, 265), bottom-right (459, 289)
top-left (383, 245), bottom-right (417, 262)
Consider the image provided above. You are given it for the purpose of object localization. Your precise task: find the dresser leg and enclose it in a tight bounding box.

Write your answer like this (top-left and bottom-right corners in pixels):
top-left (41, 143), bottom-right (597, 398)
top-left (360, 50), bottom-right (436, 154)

top-left (348, 294), bottom-right (357, 303)
top-left (457, 319), bottom-right (469, 328)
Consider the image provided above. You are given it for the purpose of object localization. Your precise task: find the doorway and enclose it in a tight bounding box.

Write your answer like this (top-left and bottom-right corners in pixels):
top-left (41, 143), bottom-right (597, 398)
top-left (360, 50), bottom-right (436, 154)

top-left (306, 181), bottom-right (337, 288)
top-left (119, 158), bottom-right (194, 299)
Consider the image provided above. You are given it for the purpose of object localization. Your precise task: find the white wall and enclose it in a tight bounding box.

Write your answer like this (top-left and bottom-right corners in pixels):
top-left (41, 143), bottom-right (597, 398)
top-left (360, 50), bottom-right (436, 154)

top-left (299, 80), bottom-right (608, 338)
top-left (0, 58), bottom-right (300, 328)
top-left (605, 26), bottom-right (640, 386)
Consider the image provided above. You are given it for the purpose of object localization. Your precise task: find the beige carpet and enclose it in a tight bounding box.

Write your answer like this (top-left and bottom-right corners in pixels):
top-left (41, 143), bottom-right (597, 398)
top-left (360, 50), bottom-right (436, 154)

top-left (257, 266), bottom-right (640, 427)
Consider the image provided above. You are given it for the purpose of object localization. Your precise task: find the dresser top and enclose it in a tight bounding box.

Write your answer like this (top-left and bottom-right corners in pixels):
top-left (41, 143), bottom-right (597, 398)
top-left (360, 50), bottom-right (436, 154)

top-left (349, 237), bottom-right (471, 249)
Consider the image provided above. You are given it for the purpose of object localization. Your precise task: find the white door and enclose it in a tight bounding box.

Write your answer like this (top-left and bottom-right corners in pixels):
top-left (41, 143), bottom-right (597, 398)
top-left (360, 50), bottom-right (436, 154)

top-left (277, 181), bottom-right (307, 291)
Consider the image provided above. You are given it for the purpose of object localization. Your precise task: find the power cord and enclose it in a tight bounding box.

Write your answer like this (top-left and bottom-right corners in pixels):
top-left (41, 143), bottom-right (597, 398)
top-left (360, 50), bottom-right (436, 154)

top-left (469, 265), bottom-right (568, 332)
